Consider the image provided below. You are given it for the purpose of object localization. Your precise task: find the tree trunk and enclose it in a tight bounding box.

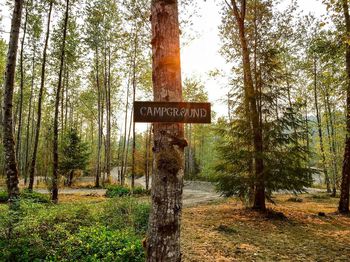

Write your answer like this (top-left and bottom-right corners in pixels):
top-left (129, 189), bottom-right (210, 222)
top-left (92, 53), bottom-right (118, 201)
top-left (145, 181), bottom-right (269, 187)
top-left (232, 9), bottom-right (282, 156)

top-left (313, 56), bottom-right (331, 193)
top-left (131, 30), bottom-right (138, 191)
top-left (28, 0), bottom-right (53, 192)
top-left (16, 2), bottom-right (29, 175)
top-left (3, 0), bottom-right (23, 206)
top-left (229, 0), bottom-right (265, 210)
top-left (52, 0), bottom-right (69, 203)
top-left (145, 0), bottom-right (185, 261)
top-left (95, 47), bottom-right (101, 188)
top-left (339, 0), bottom-right (350, 213)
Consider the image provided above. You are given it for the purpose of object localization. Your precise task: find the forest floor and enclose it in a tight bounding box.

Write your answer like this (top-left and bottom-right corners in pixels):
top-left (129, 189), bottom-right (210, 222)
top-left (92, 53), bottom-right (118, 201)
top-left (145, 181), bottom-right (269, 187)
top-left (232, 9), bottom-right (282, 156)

top-left (181, 193), bottom-right (350, 262)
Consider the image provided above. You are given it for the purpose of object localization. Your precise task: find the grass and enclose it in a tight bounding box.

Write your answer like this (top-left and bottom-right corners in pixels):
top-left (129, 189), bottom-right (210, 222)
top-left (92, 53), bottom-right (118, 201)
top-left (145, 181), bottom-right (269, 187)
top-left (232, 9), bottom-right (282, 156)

top-left (181, 194), bottom-right (350, 261)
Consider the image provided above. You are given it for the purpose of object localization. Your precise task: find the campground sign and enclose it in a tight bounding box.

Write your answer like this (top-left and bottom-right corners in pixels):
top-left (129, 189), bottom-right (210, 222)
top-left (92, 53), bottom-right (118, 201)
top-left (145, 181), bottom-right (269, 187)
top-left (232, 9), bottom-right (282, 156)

top-left (134, 101), bottom-right (211, 124)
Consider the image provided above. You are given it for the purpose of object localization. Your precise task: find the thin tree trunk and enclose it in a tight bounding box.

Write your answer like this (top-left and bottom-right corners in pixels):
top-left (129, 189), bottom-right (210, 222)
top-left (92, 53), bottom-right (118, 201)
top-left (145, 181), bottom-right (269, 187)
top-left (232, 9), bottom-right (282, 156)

top-left (106, 46), bottom-right (112, 181)
top-left (146, 0), bottom-right (186, 260)
top-left (52, 0), bottom-right (69, 203)
top-left (131, 29), bottom-right (138, 191)
top-left (3, 0), bottom-right (23, 206)
top-left (339, 0), bottom-right (350, 213)
top-left (95, 47), bottom-right (101, 188)
top-left (28, 0), bottom-right (53, 192)
top-left (121, 77), bottom-right (131, 185)
top-left (24, 44), bottom-right (36, 182)
top-left (16, 2), bottom-right (29, 174)
top-left (313, 56), bottom-right (331, 193)
top-left (325, 89), bottom-right (338, 196)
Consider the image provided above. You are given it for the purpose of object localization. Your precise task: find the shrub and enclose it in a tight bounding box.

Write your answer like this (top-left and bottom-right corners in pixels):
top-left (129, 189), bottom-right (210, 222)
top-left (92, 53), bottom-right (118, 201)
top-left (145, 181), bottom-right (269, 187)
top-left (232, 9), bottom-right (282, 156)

top-left (0, 190), bottom-right (50, 204)
top-left (133, 186), bottom-right (151, 196)
top-left (106, 185), bottom-right (130, 198)
top-left (102, 198), bottom-right (150, 234)
top-left (49, 226), bottom-right (145, 262)
top-left (0, 191), bottom-right (7, 203)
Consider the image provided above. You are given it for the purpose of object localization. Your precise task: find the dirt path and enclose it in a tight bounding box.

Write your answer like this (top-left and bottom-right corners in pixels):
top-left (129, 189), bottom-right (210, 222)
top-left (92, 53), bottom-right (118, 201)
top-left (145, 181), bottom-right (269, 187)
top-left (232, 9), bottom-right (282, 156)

top-left (34, 178), bottom-right (222, 207)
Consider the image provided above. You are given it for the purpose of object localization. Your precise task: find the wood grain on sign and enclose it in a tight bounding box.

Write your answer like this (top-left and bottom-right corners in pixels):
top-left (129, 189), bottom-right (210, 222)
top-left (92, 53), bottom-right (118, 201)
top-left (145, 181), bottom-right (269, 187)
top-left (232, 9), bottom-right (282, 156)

top-left (134, 101), bottom-right (211, 123)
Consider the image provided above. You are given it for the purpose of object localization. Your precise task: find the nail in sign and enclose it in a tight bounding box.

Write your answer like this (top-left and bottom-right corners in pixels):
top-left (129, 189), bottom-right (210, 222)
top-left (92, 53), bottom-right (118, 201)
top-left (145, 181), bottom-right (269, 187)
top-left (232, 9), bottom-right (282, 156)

top-left (134, 101), bottom-right (211, 123)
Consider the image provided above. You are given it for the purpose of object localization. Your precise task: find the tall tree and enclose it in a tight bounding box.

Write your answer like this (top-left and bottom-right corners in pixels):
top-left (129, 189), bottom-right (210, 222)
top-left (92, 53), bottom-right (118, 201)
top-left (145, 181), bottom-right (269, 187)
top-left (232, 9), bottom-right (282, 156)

top-left (145, 0), bottom-right (186, 260)
top-left (226, 0), bottom-right (265, 210)
top-left (339, 0), bottom-right (350, 213)
top-left (52, 0), bottom-right (69, 203)
top-left (28, 0), bottom-right (53, 191)
top-left (3, 0), bottom-right (24, 205)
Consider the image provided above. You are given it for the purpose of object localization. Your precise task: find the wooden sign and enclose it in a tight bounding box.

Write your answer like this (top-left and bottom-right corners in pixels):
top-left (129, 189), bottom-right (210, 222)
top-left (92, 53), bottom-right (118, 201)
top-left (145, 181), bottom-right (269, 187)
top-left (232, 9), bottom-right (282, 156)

top-left (134, 101), bottom-right (211, 123)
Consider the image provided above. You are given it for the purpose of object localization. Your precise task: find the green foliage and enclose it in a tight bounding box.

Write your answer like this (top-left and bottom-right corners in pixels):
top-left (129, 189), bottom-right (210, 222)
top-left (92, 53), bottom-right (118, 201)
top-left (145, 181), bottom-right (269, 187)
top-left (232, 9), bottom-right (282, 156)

top-left (49, 226), bottom-right (145, 262)
top-left (0, 190), bottom-right (8, 203)
top-left (60, 129), bottom-right (90, 180)
top-left (0, 190), bottom-right (50, 203)
top-left (105, 185), bottom-right (150, 198)
top-left (101, 198), bottom-right (150, 234)
top-left (106, 185), bottom-right (130, 197)
top-left (0, 198), bottom-right (149, 261)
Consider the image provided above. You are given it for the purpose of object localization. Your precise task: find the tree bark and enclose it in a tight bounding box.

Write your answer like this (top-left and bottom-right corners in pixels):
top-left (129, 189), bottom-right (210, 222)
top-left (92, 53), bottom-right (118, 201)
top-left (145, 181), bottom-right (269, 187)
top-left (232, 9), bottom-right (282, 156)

top-left (3, 0), bottom-right (23, 205)
top-left (28, 0), bottom-right (53, 192)
top-left (52, 0), bottom-right (69, 203)
top-left (145, 0), bottom-right (186, 261)
top-left (339, 0), bottom-right (350, 213)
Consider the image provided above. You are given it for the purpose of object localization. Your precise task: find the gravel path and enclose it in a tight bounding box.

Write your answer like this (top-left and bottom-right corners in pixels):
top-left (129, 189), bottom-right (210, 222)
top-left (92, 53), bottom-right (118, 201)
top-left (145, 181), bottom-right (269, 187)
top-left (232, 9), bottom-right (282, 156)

top-left (34, 178), bottom-right (222, 207)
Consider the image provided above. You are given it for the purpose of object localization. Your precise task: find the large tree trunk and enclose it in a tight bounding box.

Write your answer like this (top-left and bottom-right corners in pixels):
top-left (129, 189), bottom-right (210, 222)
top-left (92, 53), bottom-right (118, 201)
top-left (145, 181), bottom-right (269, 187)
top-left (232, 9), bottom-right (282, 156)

top-left (229, 0), bottom-right (265, 210)
top-left (339, 0), bottom-right (350, 213)
top-left (3, 0), bottom-right (23, 206)
top-left (28, 0), bottom-right (53, 192)
top-left (145, 0), bottom-right (186, 261)
top-left (52, 0), bottom-right (69, 203)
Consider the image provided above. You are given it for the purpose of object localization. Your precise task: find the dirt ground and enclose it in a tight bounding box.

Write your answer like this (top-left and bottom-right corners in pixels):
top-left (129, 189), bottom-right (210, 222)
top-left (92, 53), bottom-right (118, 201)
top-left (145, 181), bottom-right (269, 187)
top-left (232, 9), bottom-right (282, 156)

top-left (181, 194), bottom-right (350, 262)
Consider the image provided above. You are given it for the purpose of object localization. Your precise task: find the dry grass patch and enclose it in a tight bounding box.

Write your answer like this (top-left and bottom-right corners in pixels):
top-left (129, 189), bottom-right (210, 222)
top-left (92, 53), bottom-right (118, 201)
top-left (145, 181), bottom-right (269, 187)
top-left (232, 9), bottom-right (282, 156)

top-left (182, 194), bottom-right (350, 261)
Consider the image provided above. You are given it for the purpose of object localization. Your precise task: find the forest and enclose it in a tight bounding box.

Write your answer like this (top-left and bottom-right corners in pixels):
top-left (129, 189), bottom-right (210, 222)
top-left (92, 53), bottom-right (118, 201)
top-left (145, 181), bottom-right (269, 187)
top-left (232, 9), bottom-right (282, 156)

top-left (0, 0), bottom-right (350, 261)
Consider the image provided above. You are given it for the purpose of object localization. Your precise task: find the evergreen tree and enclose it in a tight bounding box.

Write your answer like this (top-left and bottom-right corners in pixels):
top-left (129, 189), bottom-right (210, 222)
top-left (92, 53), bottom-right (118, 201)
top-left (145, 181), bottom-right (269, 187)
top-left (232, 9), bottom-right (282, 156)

top-left (60, 129), bottom-right (90, 186)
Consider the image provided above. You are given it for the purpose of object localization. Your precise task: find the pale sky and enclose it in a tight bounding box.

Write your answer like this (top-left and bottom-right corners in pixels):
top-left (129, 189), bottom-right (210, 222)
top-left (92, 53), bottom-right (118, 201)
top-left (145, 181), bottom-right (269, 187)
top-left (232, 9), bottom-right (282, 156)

top-left (0, 0), bottom-right (328, 120)
top-left (181, 0), bottom-right (328, 118)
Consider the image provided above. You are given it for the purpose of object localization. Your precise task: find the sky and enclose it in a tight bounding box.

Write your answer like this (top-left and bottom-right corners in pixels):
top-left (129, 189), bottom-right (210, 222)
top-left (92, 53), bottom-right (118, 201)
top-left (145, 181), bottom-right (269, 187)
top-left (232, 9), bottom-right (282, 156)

top-left (0, 0), bottom-right (328, 121)
top-left (181, 0), bottom-right (328, 118)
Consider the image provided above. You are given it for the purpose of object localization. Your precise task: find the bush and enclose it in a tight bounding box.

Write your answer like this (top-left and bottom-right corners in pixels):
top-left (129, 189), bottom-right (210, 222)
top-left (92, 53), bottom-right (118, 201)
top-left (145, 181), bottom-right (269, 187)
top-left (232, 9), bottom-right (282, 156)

top-left (0, 198), bottom-right (149, 261)
top-left (49, 226), bottom-right (145, 262)
top-left (0, 190), bottom-right (50, 204)
top-left (106, 185), bottom-right (130, 198)
top-left (0, 191), bottom-right (7, 203)
top-left (102, 198), bottom-right (150, 234)
top-left (106, 185), bottom-right (151, 198)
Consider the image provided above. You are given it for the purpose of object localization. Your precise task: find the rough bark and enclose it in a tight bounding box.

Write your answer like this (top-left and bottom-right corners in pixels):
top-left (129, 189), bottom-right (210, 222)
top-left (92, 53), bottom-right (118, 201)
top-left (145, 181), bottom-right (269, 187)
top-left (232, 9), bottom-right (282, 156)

top-left (145, 0), bottom-right (186, 261)
top-left (3, 0), bottom-right (23, 205)
top-left (229, 0), bottom-right (265, 210)
top-left (339, 0), bottom-right (350, 213)
top-left (28, 0), bottom-right (53, 191)
top-left (52, 0), bottom-right (69, 203)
